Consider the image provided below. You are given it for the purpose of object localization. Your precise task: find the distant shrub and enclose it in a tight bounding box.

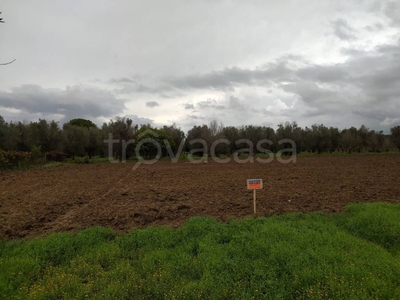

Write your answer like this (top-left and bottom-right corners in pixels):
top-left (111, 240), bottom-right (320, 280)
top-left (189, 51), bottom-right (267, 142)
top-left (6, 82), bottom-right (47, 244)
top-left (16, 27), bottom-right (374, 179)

top-left (0, 150), bottom-right (31, 170)
top-left (73, 157), bottom-right (86, 164)
top-left (0, 149), bottom-right (7, 169)
top-left (70, 155), bottom-right (91, 164)
top-left (45, 151), bottom-right (68, 162)
top-left (30, 145), bottom-right (45, 164)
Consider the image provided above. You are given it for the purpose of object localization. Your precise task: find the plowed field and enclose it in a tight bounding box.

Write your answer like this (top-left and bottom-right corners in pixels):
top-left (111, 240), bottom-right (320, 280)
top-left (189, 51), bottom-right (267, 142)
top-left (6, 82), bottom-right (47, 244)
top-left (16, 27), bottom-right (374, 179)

top-left (1, 155), bottom-right (399, 239)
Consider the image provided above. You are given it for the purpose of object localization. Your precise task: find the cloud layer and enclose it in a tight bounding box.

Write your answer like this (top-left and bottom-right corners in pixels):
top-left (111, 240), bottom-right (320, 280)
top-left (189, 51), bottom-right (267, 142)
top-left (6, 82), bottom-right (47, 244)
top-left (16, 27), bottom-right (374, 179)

top-left (0, 85), bottom-right (126, 124)
top-left (1, 1), bottom-right (400, 132)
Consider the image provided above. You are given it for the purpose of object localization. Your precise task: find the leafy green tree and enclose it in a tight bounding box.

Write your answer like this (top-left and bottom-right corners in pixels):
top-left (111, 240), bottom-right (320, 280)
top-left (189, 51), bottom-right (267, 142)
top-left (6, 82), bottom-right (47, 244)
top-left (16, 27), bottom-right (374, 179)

top-left (208, 120), bottom-right (227, 156)
top-left (358, 125), bottom-right (370, 151)
top-left (28, 119), bottom-right (63, 152)
top-left (310, 124), bottom-right (332, 154)
top-left (135, 125), bottom-right (174, 159)
top-left (329, 127), bottom-right (340, 152)
top-left (222, 126), bottom-right (240, 155)
top-left (276, 122), bottom-right (301, 154)
top-left (68, 118), bottom-right (97, 129)
top-left (103, 117), bottom-right (136, 160)
top-left (66, 118), bottom-right (100, 158)
top-left (86, 127), bottom-right (102, 158)
top-left (368, 130), bottom-right (385, 152)
top-left (185, 125), bottom-right (211, 156)
top-left (340, 127), bottom-right (362, 153)
top-left (237, 125), bottom-right (261, 155)
top-left (162, 124), bottom-right (185, 155)
top-left (339, 129), bottom-right (351, 153)
top-left (390, 126), bottom-right (400, 151)
top-left (15, 122), bottom-right (30, 151)
top-left (301, 127), bottom-right (312, 153)
top-left (0, 116), bottom-right (9, 149)
top-left (62, 124), bottom-right (89, 159)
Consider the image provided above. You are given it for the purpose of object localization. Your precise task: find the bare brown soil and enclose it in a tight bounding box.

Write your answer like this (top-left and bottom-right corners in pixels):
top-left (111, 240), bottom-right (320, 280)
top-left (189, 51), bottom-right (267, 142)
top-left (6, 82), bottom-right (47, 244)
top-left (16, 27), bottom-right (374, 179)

top-left (1, 155), bottom-right (399, 239)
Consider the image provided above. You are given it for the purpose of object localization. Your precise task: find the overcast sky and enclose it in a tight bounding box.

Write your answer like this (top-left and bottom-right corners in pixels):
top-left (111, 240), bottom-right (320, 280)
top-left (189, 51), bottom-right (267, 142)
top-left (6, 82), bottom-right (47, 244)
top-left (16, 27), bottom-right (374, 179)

top-left (1, 0), bottom-right (399, 133)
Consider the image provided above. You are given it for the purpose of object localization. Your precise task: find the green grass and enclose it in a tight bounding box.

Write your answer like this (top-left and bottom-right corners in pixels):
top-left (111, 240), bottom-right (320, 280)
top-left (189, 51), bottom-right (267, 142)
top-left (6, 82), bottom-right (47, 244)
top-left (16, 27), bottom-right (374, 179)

top-left (1, 203), bottom-right (399, 299)
top-left (42, 156), bottom-right (112, 168)
top-left (84, 157), bottom-right (112, 163)
top-left (37, 151), bottom-right (400, 170)
top-left (42, 162), bottom-right (63, 168)
top-left (296, 150), bottom-right (400, 157)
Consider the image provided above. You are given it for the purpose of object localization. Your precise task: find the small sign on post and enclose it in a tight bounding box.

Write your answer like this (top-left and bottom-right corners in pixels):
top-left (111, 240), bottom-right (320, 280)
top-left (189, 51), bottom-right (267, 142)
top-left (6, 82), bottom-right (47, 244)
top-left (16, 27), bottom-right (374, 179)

top-left (247, 179), bottom-right (263, 214)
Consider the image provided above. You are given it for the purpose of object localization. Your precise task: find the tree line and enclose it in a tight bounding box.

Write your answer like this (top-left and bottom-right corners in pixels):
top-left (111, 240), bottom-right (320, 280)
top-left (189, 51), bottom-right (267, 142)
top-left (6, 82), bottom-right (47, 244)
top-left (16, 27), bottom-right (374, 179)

top-left (186, 121), bottom-right (400, 156)
top-left (0, 115), bottom-right (400, 168)
top-left (0, 116), bottom-right (185, 166)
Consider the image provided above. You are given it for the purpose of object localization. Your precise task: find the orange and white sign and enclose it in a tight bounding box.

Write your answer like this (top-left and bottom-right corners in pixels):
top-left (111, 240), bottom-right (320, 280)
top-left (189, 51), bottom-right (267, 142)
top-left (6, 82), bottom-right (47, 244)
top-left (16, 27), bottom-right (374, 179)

top-left (247, 179), bottom-right (263, 190)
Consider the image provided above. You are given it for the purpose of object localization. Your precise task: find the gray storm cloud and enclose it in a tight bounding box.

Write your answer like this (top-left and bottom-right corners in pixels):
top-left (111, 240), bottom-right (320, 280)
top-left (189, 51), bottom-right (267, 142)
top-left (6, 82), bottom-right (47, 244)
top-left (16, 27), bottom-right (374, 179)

top-left (1, 1), bottom-right (400, 132)
top-left (146, 101), bottom-right (160, 108)
top-left (331, 19), bottom-right (357, 41)
top-left (0, 85), bottom-right (126, 123)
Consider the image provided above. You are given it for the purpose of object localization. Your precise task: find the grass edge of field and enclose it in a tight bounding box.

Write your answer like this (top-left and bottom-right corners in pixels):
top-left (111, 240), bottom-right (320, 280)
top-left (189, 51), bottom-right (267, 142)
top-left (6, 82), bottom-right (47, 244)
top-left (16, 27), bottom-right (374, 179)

top-left (0, 150), bottom-right (396, 172)
top-left (0, 202), bottom-right (399, 299)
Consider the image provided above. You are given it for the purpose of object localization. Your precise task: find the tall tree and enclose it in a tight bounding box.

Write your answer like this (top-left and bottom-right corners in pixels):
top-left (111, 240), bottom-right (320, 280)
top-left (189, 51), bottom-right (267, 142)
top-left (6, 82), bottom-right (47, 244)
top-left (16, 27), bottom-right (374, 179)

top-left (368, 130), bottom-right (385, 152)
top-left (390, 126), bottom-right (400, 151)
top-left (28, 119), bottom-right (63, 152)
top-left (162, 124), bottom-right (185, 155)
top-left (68, 118), bottom-right (97, 129)
top-left (185, 125), bottom-right (211, 156)
top-left (135, 125), bottom-right (174, 159)
top-left (222, 126), bottom-right (240, 155)
top-left (62, 124), bottom-right (89, 159)
top-left (67, 118), bottom-right (99, 158)
top-left (276, 122), bottom-right (301, 154)
top-left (104, 117), bottom-right (136, 160)
top-left (358, 125), bottom-right (370, 151)
top-left (0, 116), bottom-right (8, 149)
top-left (86, 127), bottom-right (102, 159)
top-left (208, 120), bottom-right (226, 155)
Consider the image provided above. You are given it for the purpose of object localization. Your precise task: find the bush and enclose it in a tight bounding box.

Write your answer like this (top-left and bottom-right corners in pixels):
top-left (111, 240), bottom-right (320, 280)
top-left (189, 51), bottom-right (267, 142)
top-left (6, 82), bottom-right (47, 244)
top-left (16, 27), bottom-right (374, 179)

top-left (73, 157), bottom-right (87, 164)
top-left (30, 145), bottom-right (45, 164)
top-left (45, 151), bottom-right (68, 162)
top-left (0, 150), bottom-right (7, 168)
top-left (0, 150), bottom-right (31, 170)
